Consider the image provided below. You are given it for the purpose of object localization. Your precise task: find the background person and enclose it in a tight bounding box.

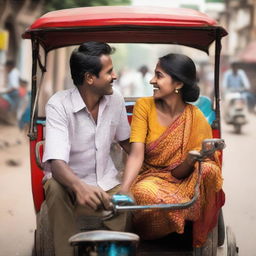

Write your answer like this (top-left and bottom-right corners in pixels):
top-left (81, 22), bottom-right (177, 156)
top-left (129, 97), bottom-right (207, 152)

top-left (119, 53), bottom-right (223, 247)
top-left (222, 62), bottom-right (251, 93)
top-left (42, 42), bottom-right (130, 256)
top-left (0, 60), bottom-right (20, 114)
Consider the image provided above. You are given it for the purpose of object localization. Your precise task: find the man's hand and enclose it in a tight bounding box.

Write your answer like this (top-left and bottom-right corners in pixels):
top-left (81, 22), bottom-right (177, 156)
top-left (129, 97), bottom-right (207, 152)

top-left (51, 159), bottom-right (112, 211)
top-left (74, 181), bottom-right (112, 211)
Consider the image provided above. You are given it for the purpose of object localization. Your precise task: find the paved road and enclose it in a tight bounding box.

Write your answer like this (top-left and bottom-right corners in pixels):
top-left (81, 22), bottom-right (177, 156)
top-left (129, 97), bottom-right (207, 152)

top-left (221, 113), bottom-right (256, 256)
top-left (0, 125), bottom-right (35, 256)
top-left (0, 113), bottom-right (255, 256)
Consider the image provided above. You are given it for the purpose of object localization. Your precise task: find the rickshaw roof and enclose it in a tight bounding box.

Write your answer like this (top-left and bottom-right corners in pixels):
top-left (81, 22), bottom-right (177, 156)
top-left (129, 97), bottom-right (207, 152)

top-left (22, 6), bottom-right (227, 53)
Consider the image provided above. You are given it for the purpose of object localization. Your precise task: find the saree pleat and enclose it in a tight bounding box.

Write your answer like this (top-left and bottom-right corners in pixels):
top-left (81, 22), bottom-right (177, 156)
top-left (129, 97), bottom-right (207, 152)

top-left (131, 104), bottom-right (224, 247)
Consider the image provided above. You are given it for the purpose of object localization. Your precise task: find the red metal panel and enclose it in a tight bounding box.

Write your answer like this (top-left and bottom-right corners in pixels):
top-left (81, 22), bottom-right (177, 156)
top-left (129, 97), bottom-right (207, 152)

top-left (29, 6), bottom-right (217, 30)
top-left (22, 6), bottom-right (227, 53)
top-left (30, 124), bottom-right (45, 212)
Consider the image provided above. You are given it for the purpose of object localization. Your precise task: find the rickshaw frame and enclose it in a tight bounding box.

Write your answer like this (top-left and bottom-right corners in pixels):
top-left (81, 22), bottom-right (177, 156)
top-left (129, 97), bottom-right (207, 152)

top-left (22, 6), bottom-right (234, 256)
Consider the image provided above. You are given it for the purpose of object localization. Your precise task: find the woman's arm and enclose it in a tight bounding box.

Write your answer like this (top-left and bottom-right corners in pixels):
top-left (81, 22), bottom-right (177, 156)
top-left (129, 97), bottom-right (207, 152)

top-left (119, 142), bottom-right (145, 194)
top-left (171, 153), bottom-right (198, 179)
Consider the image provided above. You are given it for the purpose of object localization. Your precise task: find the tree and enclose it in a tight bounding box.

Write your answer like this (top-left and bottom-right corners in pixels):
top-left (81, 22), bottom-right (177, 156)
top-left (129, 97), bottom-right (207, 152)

top-left (45, 0), bottom-right (131, 12)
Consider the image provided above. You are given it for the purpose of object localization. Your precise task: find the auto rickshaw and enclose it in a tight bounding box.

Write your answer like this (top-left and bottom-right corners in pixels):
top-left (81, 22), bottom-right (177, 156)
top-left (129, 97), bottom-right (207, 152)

top-left (22, 5), bottom-right (238, 256)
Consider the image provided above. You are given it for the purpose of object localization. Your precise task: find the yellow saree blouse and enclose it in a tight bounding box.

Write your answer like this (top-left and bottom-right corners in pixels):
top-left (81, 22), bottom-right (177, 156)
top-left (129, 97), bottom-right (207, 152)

top-left (129, 97), bottom-right (224, 247)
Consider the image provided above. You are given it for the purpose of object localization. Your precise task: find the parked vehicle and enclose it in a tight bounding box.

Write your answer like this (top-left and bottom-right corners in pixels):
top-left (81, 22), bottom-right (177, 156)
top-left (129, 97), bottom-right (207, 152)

top-left (224, 90), bottom-right (248, 134)
top-left (22, 6), bottom-right (238, 256)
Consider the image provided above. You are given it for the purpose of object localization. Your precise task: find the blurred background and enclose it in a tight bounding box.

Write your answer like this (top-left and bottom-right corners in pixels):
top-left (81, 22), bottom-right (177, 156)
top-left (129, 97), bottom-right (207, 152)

top-left (0, 0), bottom-right (255, 255)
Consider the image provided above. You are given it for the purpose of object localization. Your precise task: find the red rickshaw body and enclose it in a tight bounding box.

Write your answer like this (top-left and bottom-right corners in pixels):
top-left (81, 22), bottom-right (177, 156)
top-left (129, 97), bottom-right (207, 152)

top-left (23, 6), bottom-right (230, 255)
top-left (23, 6), bottom-right (227, 213)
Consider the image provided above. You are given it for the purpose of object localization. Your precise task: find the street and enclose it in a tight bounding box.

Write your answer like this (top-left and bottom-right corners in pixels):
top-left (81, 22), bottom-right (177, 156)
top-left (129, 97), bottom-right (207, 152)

top-left (0, 113), bottom-right (255, 256)
top-left (221, 113), bottom-right (256, 256)
top-left (0, 124), bottom-right (35, 256)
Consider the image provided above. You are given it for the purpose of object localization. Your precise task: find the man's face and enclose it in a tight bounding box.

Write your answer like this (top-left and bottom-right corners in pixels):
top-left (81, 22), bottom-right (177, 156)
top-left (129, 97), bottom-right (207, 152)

top-left (5, 65), bottom-right (12, 73)
top-left (231, 64), bottom-right (238, 74)
top-left (91, 54), bottom-right (117, 96)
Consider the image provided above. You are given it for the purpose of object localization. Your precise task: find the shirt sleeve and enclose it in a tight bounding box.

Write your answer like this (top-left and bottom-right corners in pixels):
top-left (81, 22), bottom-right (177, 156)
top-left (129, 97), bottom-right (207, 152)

top-left (8, 69), bottom-right (20, 89)
top-left (130, 98), bottom-right (148, 143)
top-left (239, 70), bottom-right (251, 90)
top-left (42, 103), bottom-right (71, 164)
top-left (115, 99), bottom-right (130, 142)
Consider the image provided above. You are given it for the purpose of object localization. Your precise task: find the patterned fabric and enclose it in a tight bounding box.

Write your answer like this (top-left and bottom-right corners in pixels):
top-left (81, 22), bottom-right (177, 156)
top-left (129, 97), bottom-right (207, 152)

top-left (130, 102), bottom-right (224, 247)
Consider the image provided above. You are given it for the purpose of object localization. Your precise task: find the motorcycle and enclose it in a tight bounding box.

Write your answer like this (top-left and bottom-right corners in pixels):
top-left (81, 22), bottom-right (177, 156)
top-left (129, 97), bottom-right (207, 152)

top-left (224, 90), bottom-right (248, 134)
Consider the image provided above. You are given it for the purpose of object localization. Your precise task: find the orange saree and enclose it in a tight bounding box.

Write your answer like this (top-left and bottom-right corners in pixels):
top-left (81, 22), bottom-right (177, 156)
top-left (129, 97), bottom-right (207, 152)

top-left (130, 102), bottom-right (224, 247)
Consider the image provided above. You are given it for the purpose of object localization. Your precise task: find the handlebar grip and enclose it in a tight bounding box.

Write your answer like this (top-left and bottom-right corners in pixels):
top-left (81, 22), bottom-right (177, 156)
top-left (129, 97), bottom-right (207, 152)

top-left (112, 194), bottom-right (135, 206)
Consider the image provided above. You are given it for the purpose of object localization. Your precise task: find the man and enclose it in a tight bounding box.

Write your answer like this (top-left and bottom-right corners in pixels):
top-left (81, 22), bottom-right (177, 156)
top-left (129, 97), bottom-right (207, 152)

top-left (222, 62), bottom-right (250, 93)
top-left (222, 62), bottom-right (253, 111)
top-left (42, 42), bottom-right (130, 256)
top-left (1, 60), bottom-right (20, 113)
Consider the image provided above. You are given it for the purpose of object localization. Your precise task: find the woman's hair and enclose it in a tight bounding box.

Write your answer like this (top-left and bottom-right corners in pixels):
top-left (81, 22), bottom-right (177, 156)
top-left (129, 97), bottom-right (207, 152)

top-left (159, 53), bottom-right (200, 102)
top-left (70, 42), bottom-right (114, 86)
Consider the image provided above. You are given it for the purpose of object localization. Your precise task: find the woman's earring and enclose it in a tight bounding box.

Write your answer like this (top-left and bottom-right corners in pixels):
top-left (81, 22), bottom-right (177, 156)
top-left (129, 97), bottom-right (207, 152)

top-left (175, 88), bottom-right (179, 94)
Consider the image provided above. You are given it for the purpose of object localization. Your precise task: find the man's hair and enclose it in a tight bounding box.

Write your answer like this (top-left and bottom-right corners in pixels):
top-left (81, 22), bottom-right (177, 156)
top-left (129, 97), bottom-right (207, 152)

top-left (70, 42), bottom-right (114, 86)
top-left (6, 60), bottom-right (15, 68)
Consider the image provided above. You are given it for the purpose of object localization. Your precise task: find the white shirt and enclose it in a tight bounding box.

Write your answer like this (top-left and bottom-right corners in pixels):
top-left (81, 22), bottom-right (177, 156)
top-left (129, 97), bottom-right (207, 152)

top-left (7, 68), bottom-right (20, 90)
top-left (42, 87), bottom-right (130, 191)
top-left (223, 69), bottom-right (251, 92)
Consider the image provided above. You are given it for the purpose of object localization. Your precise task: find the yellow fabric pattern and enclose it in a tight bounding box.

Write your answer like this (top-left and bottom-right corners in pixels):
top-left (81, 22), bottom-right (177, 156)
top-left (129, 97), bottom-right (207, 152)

top-left (130, 97), bottom-right (166, 144)
top-left (129, 98), bottom-right (223, 247)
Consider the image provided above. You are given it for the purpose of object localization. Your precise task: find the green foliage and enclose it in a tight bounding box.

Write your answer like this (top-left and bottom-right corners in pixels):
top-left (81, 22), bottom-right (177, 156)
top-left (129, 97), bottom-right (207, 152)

top-left (45, 0), bottom-right (131, 12)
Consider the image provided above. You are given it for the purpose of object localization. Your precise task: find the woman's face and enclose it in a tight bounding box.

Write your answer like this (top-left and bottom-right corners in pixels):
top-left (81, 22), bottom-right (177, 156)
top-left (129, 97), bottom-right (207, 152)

top-left (150, 62), bottom-right (181, 100)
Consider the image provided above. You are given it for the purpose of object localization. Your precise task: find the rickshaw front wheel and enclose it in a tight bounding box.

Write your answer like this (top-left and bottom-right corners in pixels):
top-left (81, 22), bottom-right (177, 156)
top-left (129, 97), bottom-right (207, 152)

top-left (32, 202), bottom-right (54, 256)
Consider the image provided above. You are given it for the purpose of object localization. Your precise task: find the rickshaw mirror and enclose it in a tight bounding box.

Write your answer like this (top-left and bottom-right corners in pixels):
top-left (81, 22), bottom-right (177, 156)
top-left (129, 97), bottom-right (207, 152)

top-left (201, 138), bottom-right (225, 156)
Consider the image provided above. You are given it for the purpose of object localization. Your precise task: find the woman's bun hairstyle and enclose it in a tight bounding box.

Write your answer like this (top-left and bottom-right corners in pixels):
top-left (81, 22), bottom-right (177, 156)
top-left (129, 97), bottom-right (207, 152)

top-left (159, 53), bottom-right (200, 102)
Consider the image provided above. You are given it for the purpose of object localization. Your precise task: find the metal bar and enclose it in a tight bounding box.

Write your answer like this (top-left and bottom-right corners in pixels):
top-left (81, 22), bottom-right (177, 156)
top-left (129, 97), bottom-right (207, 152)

top-left (28, 37), bottom-right (47, 140)
top-left (28, 37), bottom-right (39, 140)
top-left (213, 28), bottom-right (222, 134)
top-left (115, 192), bottom-right (199, 212)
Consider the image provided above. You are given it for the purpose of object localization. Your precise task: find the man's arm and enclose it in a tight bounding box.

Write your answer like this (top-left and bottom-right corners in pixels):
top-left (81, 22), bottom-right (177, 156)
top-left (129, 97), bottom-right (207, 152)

top-left (239, 70), bottom-right (251, 90)
top-left (51, 159), bottom-right (111, 210)
top-left (118, 138), bottom-right (130, 154)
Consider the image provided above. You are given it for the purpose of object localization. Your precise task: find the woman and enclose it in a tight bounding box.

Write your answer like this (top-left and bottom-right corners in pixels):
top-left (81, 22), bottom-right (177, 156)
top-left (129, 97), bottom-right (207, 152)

top-left (119, 53), bottom-right (224, 247)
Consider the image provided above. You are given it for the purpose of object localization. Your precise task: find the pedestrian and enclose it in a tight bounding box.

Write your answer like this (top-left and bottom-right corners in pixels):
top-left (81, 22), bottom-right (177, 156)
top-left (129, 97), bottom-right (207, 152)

top-left (42, 42), bottom-right (130, 256)
top-left (2, 60), bottom-right (20, 113)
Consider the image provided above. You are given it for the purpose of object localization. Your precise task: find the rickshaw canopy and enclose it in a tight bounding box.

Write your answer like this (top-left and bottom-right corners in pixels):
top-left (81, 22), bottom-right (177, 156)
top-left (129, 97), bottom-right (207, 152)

top-left (22, 6), bottom-right (227, 53)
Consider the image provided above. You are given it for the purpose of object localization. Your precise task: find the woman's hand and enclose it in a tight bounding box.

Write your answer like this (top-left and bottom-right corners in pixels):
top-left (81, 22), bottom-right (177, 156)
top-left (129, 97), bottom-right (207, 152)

top-left (117, 186), bottom-right (130, 196)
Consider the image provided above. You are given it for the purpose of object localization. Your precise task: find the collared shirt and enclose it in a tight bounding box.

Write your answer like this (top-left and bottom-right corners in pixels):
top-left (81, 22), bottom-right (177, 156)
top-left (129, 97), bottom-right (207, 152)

top-left (42, 87), bottom-right (130, 191)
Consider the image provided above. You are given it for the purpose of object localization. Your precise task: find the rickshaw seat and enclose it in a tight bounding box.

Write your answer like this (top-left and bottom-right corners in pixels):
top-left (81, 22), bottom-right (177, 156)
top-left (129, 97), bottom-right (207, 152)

top-left (193, 96), bottom-right (216, 125)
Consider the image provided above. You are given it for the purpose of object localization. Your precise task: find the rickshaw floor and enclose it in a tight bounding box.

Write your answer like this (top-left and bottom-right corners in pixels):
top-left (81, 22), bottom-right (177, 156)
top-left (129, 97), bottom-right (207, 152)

top-left (137, 222), bottom-right (193, 255)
